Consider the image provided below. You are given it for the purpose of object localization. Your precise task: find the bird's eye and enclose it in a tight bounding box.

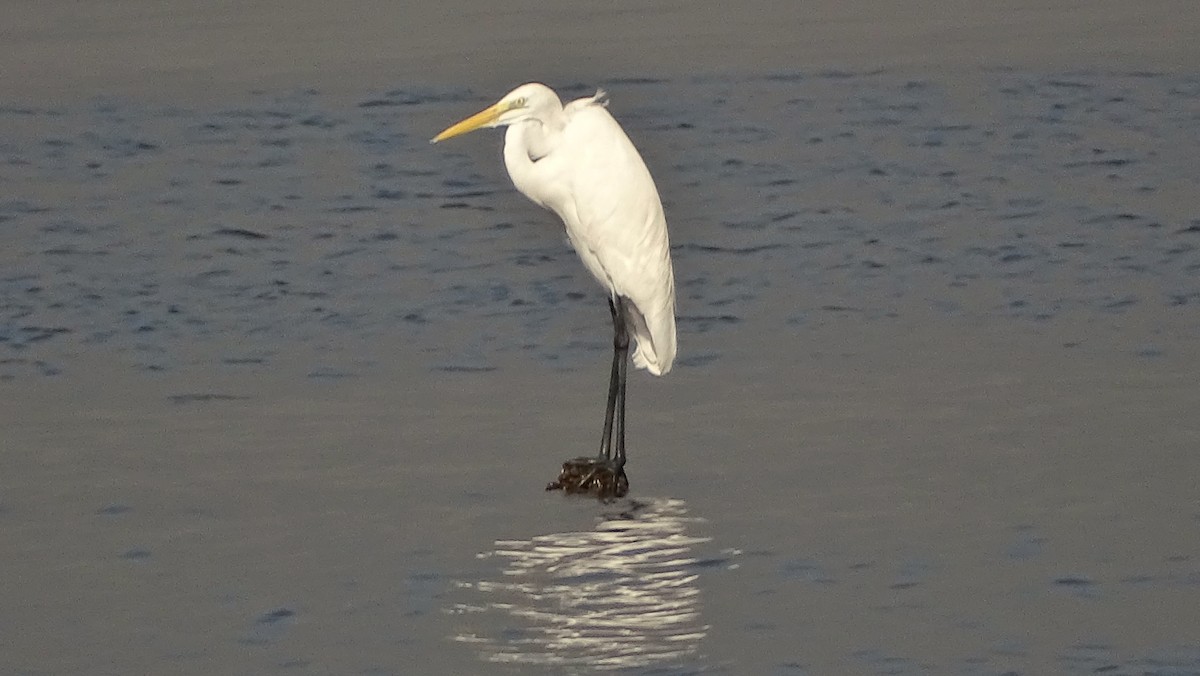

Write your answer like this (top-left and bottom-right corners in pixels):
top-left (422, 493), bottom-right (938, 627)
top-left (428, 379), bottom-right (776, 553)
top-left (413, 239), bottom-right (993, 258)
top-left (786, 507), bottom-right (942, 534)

top-left (513, 97), bottom-right (527, 108)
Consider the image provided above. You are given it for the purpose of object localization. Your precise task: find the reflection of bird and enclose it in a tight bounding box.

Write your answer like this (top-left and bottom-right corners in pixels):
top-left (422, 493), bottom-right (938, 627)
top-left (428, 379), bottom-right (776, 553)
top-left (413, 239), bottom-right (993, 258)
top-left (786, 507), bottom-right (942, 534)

top-left (453, 498), bottom-right (709, 669)
top-left (432, 83), bottom-right (676, 492)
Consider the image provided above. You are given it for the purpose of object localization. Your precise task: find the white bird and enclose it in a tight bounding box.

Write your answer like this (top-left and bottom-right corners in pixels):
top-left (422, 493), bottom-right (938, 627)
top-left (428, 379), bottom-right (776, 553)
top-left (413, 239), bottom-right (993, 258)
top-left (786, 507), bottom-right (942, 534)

top-left (432, 83), bottom-right (676, 494)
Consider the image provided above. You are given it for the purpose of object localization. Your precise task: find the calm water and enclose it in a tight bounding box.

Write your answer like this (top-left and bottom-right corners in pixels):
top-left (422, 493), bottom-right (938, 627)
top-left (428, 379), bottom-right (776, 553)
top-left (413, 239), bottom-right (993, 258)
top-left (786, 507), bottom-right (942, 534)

top-left (2, 71), bottom-right (1199, 674)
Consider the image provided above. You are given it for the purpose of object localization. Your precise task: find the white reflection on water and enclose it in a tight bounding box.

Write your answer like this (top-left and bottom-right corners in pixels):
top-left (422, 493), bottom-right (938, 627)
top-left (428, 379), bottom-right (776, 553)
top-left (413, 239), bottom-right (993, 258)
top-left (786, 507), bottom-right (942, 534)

top-left (451, 498), bottom-right (710, 670)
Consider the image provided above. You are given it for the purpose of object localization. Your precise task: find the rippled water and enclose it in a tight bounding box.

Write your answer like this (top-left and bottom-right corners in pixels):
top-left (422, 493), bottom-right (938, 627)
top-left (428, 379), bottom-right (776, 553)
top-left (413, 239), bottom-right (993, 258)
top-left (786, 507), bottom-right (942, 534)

top-left (3, 70), bottom-right (1200, 674)
top-left (4, 71), bottom-right (1198, 378)
top-left (453, 498), bottom-right (713, 670)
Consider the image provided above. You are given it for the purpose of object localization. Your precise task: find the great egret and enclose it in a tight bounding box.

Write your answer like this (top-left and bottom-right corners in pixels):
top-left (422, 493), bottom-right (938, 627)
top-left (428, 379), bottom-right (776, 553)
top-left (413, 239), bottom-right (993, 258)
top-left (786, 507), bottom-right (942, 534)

top-left (431, 83), bottom-right (677, 497)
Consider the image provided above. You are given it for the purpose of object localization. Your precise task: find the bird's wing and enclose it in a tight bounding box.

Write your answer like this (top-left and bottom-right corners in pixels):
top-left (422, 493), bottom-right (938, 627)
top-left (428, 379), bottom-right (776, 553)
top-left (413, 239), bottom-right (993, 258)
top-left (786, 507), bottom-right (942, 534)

top-left (556, 98), bottom-right (676, 374)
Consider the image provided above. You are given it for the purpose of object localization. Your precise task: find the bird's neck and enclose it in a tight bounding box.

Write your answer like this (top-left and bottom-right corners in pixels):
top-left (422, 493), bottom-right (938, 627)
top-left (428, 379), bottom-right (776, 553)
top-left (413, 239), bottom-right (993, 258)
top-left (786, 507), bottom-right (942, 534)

top-left (503, 119), bottom-right (563, 209)
top-left (508, 118), bottom-right (557, 162)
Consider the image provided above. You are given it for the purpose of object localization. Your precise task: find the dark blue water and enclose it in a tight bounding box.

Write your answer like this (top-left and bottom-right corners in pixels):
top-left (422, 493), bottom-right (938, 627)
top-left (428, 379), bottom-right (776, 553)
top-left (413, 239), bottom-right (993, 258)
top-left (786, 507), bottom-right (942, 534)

top-left (4, 72), bottom-right (1198, 382)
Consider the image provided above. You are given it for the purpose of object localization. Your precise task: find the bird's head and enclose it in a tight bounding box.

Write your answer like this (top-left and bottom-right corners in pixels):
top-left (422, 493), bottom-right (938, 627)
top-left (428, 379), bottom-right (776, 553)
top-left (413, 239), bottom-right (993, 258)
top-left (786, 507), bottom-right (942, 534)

top-left (431, 83), bottom-right (561, 143)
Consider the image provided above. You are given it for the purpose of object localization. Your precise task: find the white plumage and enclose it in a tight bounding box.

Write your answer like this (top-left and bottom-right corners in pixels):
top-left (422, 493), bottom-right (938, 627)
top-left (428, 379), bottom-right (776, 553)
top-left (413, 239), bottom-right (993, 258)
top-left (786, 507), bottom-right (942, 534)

top-left (432, 82), bottom-right (677, 488)
top-left (433, 83), bottom-right (676, 376)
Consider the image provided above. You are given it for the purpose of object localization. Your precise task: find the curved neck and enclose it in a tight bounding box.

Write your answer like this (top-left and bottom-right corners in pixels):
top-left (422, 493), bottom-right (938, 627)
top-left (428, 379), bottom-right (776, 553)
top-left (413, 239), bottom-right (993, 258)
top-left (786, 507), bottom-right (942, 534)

top-left (504, 118), bottom-right (562, 207)
top-left (507, 116), bottom-right (557, 162)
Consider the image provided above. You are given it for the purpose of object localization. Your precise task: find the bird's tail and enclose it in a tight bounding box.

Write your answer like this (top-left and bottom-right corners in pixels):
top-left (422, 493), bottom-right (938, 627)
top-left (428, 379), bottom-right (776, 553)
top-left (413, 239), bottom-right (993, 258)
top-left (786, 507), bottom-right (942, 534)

top-left (626, 301), bottom-right (676, 377)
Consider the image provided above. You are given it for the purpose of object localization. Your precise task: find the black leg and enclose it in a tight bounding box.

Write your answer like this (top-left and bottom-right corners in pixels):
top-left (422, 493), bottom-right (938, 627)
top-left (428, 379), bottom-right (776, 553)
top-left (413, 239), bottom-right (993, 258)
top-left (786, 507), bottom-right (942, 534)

top-left (599, 300), bottom-right (619, 460)
top-left (546, 296), bottom-right (632, 499)
top-left (600, 296), bottom-right (629, 462)
top-left (614, 318), bottom-right (628, 470)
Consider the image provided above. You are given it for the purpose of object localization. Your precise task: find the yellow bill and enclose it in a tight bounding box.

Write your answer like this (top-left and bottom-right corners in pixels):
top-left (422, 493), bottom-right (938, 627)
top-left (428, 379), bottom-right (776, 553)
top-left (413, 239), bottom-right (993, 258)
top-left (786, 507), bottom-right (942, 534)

top-left (430, 102), bottom-right (506, 143)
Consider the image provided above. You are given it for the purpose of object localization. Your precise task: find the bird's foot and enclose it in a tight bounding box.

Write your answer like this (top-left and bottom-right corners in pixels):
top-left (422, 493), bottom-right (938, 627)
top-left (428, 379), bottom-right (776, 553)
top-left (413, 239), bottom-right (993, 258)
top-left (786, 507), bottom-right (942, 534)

top-left (546, 456), bottom-right (629, 500)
